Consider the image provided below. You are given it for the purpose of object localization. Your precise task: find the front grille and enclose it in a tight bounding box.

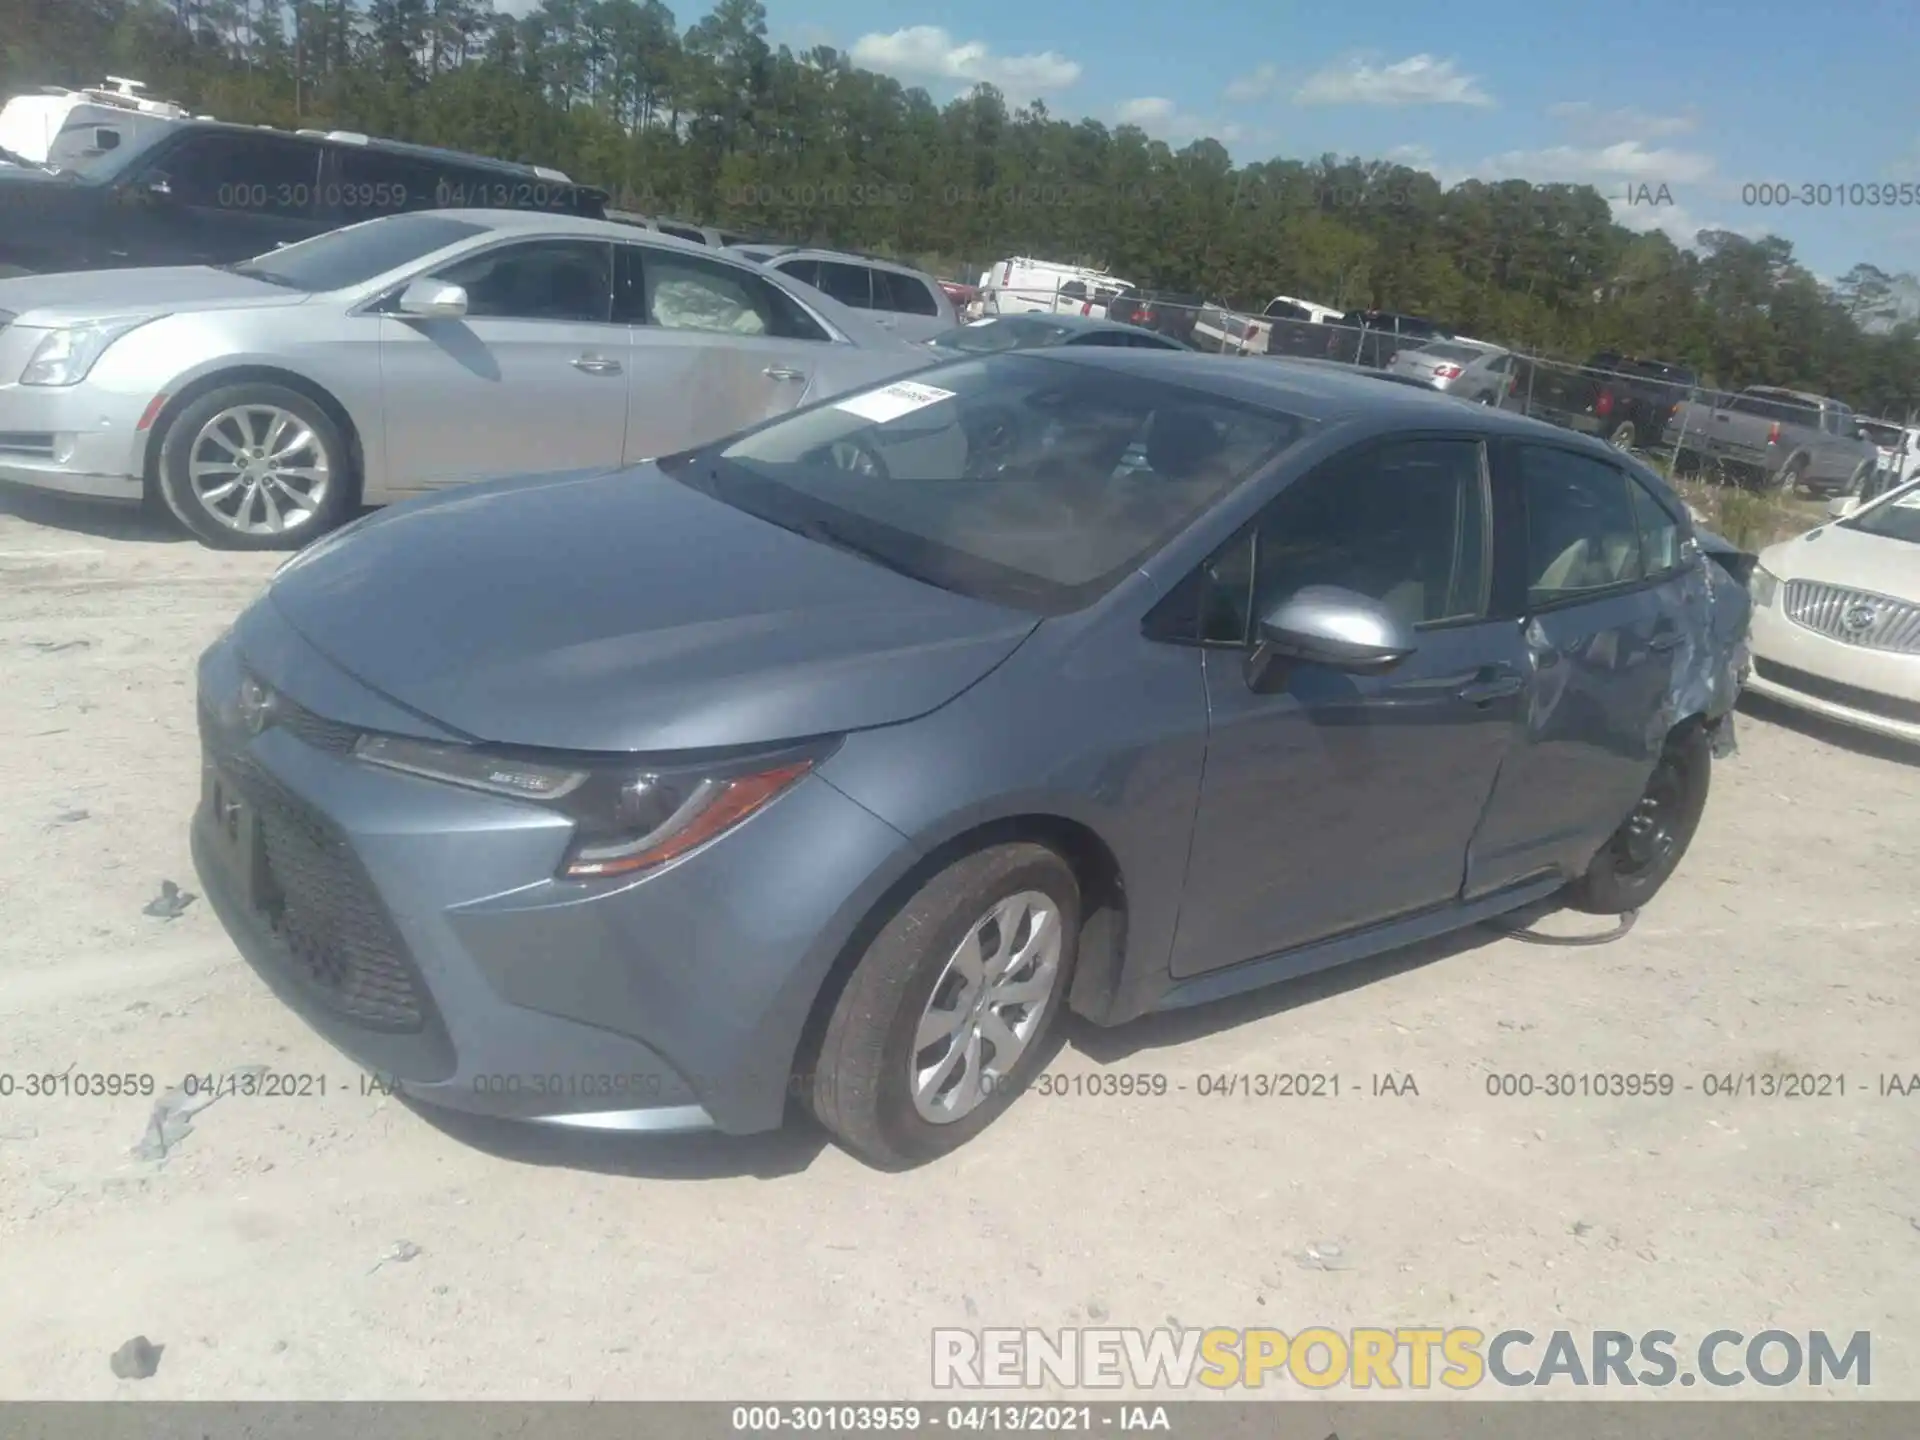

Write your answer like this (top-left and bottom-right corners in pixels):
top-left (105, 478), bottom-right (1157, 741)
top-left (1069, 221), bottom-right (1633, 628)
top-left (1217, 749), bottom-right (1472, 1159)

top-left (1782, 580), bottom-right (1920, 654)
top-left (1753, 658), bottom-right (1920, 726)
top-left (200, 707), bottom-right (429, 1033)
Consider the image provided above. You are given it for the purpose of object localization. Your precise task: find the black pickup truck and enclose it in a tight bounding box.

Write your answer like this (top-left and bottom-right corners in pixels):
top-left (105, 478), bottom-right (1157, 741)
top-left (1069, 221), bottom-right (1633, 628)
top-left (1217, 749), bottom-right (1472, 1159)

top-left (1522, 351), bottom-right (1699, 450)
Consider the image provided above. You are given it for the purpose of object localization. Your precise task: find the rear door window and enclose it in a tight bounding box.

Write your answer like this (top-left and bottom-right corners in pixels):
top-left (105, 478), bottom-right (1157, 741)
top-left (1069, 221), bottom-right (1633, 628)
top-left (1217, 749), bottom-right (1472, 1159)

top-left (812, 260), bottom-right (874, 309)
top-left (1517, 445), bottom-right (1647, 604)
top-left (633, 247), bottom-right (831, 341)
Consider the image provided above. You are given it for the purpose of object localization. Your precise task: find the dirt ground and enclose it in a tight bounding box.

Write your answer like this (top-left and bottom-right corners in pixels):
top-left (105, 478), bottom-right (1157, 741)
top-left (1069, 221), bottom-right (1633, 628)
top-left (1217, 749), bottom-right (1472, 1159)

top-left (0, 485), bottom-right (1915, 1402)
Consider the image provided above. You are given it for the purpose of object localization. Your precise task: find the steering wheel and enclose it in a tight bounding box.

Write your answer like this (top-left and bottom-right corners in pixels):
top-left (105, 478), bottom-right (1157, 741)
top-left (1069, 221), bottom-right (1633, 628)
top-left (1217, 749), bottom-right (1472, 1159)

top-left (958, 402), bottom-right (1024, 479)
top-left (824, 437), bottom-right (890, 482)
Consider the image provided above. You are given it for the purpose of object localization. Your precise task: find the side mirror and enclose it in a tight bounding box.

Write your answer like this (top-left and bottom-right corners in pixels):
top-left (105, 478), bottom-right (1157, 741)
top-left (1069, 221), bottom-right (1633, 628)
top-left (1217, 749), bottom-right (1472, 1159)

top-left (1246, 585), bottom-right (1417, 690)
top-left (396, 279), bottom-right (468, 319)
top-left (141, 174), bottom-right (173, 200)
top-left (1827, 495), bottom-right (1862, 520)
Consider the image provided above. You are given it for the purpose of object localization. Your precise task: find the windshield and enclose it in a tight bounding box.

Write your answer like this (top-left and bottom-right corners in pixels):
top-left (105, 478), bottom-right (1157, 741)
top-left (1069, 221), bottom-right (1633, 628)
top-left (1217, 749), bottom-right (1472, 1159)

top-left (931, 317), bottom-right (1075, 353)
top-left (1843, 482), bottom-right (1920, 545)
top-left (669, 354), bottom-right (1307, 613)
top-left (225, 213), bottom-right (486, 292)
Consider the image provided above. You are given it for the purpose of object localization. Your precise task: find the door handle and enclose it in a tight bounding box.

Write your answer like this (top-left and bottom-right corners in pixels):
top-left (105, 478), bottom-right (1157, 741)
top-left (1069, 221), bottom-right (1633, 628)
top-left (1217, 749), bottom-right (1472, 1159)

top-left (764, 366), bottom-right (808, 381)
top-left (1456, 667), bottom-right (1524, 706)
top-left (1649, 627), bottom-right (1686, 653)
top-left (571, 355), bottom-right (622, 375)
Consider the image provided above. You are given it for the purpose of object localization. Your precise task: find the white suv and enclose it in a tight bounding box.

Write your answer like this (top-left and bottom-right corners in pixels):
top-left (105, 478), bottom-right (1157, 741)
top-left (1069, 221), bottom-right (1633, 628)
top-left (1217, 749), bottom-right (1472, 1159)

top-left (729, 245), bottom-right (959, 341)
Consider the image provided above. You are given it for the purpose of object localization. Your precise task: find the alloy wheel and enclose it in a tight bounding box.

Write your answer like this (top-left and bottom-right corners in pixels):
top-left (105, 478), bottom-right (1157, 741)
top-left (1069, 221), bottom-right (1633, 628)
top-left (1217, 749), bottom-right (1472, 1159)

top-left (187, 404), bottom-right (331, 536)
top-left (1608, 421), bottom-right (1637, 451)
top-left (910, 890), bottom-right (1063, 1124)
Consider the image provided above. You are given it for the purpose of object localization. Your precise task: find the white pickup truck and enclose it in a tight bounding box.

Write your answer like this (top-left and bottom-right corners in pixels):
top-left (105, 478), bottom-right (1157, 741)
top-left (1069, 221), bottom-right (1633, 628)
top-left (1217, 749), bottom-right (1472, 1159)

top-left (1192, 294), bottom-right (1341, 356)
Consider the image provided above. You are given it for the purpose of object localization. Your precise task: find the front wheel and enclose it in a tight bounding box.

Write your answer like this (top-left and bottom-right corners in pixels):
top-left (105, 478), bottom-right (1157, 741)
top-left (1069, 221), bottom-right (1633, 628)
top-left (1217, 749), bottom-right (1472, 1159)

top-left (1564, 724), bottom-right (1712, 915)
top-left (1607, 419), bottom-right (1638, 451)
top-left (1769, 454), bottom-right (1808, 496)
top-left (808, 843), bottom-right (1080, 1168)
top-left (158, 383), bottom-right (353, 550)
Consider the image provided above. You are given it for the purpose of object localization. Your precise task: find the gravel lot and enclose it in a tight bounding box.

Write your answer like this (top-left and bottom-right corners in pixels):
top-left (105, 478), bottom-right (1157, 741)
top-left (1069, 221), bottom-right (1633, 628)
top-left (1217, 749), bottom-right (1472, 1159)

top-left (1, 486), bottom-right (1915, 1401)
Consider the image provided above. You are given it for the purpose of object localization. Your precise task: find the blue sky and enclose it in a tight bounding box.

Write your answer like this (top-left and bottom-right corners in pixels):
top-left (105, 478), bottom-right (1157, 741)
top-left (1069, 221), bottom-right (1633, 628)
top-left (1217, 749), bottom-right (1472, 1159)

top-left (754, 0), bottom-right (1920, 282)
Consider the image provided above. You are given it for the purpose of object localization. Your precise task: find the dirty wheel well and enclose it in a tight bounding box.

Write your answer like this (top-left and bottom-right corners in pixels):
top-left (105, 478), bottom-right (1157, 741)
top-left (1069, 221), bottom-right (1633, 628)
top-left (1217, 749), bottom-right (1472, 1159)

top-left (789, 815), bottom-right (1128, 1094)
top-left (142, 368), bottom-right (365, 505)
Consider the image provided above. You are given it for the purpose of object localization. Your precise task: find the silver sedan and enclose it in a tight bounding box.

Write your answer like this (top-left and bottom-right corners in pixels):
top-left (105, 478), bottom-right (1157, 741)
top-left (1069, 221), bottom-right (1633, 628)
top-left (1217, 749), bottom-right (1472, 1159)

top-left (1385, 340), bottom-right (1517, 404)
top-left (0, 210), bottom-right (936, 547)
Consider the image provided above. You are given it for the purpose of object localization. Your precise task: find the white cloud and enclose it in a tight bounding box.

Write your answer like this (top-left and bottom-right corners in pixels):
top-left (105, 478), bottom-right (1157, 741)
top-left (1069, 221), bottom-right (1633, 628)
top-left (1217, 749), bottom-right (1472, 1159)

top-left (1224, 63), bottom-right (1280, 103)
top-left (849, 25), bottom-right (1081, 97)
top-left (1547, 101), bottom-right (1698, 142)
top-left (1293, 54), bottom-right (1493, 108)
top-left (1482, 140), bottom-right (1717, 187)
top-left (1114, 96), bottom-right (1242, 145)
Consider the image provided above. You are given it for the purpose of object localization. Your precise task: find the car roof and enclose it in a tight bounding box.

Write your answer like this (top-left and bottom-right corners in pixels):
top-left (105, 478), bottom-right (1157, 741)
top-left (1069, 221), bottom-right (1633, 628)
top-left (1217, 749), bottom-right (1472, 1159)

top-left (980, 313), bottom-right (1152, 334)
top-left (740, 244), bottom-right (934, 278)
top-left (172, 119), bottom-right (586, 186)
top-left (1022, 349), bottom-right (1621, 439)
top-left (446, 209), bottom-right (742, 254)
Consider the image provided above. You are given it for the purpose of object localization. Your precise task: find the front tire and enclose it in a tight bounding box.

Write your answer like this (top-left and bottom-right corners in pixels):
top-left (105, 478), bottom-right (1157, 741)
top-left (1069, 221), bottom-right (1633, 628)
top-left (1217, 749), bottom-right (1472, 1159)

top-left (158, 383), bottom-right (352, 550)
top-left (808, 843), bottom-right (1080, 1168)
top-left (1607, 419), bottom-right (1638, 451)
top-left (1769, 453), bottom-right (1808, 497)
top-left (1565, 724), bottom-right (1712, 915)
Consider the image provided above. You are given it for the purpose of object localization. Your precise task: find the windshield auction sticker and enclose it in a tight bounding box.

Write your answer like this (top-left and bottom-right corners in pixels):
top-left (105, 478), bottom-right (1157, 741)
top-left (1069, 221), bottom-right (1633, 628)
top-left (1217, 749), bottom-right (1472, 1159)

top-left (834, 381), bottom-right (956, 424)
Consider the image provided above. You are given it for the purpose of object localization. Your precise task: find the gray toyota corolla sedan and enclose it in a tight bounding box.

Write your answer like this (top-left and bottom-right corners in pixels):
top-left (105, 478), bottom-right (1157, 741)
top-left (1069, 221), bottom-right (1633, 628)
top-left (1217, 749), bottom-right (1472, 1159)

top-left (192, 351), bottom-right (1749, 1167)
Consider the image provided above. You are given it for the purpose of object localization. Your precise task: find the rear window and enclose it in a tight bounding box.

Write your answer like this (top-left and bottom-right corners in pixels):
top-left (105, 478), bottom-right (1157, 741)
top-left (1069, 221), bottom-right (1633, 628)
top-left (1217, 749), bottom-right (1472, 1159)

top-left (227, 212), bottom-right (485, 291)
top-left (874, 268), bottom-right (940, 316)
top-left (1265, 300), bottom-right (1310, 321)
top-left (1859, 421), bottom-right (1902, 446)
top-left (1419, 342), bottom-right (1488, 363)
top-left (1730, 393), bottom-right (1818, 424)
top-left (659, 223), bottom-right (707, 244)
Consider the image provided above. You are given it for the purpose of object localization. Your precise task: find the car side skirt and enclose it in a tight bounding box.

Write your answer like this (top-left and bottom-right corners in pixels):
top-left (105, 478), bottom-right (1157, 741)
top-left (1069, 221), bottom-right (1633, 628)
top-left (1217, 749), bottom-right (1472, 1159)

top-left (1152, 871), bottom-right (1566, 1013)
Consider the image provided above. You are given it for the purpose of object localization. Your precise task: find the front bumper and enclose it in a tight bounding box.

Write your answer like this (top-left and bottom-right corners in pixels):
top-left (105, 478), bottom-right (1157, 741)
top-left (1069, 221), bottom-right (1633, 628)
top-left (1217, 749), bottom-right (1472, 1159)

top-left (191, 612), bottom-right (918, 1135)
top-left (1747, 599), bottom-right (1920, 744)
top-left (0, 378), bottom-right (147, 500)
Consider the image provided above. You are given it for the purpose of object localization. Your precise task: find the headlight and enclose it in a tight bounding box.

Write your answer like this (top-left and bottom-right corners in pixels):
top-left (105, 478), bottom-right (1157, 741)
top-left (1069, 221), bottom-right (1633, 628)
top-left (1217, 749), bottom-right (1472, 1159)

top-left (20, 315), bottom-right (165, 386)
top-left (352, 733), bottom-right (826, 879)
top-left (1749, 565), bottom-right (1779, 608)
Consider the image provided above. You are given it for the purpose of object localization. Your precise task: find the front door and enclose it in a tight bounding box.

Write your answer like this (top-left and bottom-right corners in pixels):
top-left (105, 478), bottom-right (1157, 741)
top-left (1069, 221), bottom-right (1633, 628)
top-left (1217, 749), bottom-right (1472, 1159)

top-left (617, 244), bottom-right (833, 461)
top-left (1464, 440), bottom-right (1684, 895)
top-left (1170, 435), bottom-right (1526, 978)
top-left (377, 237), bottom-right (630, 494)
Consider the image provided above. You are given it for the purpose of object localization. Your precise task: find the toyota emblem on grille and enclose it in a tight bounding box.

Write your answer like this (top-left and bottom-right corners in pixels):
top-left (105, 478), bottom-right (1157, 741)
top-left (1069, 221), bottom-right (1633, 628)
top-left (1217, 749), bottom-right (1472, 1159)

top-left (1840, 603), bottom-right (1878, 634)
top-left (237, 675), bottom-right (275, 734)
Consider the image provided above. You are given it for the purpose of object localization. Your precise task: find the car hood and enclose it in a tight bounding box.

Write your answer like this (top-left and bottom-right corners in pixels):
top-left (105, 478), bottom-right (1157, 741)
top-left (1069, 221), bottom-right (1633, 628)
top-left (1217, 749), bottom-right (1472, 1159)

top-left (1759, 521), bottom-right (1920, 603)
top-left (264, 465), bottom-right (1042, 753)
top-left (0, 265), bottom-right (309, 324)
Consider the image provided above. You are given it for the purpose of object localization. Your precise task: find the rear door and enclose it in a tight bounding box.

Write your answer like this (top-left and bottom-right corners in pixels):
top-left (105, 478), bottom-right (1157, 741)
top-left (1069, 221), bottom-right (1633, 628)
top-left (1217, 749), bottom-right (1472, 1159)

top-left (1169, 435), bottom-right (1527, 975)
top-left (1463, 441), bottom-right (1682, 895)
top-left (376, 237), bottom-right (629, 493)
top-left (618, 242), bottom-right (836, 459)
top-left (115, 130), bottom-right (325, 265)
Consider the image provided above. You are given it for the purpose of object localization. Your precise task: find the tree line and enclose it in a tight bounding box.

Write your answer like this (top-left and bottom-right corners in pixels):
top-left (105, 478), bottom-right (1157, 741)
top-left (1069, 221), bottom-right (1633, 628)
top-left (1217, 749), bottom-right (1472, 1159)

top-left (7, 0), bottom-right (1919, 417)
